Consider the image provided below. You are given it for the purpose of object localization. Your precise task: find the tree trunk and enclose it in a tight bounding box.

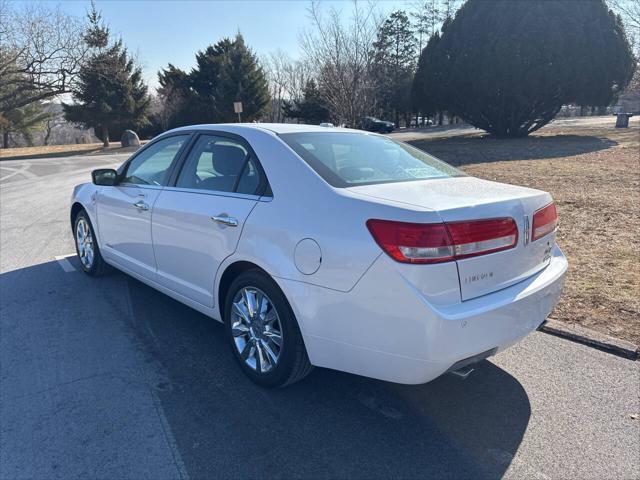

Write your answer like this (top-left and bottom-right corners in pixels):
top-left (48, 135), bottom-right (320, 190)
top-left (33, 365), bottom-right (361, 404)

top-left (101, 125), bottom-right (110, 148)
top-left (44, 124), bottom-right (51, 146)
top-left (2, 130), bottom-right (9, 149)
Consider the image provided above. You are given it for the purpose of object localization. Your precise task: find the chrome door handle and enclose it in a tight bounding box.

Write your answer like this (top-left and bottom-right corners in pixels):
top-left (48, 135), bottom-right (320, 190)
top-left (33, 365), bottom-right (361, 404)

top-left (133, 200), bottom-right (149, 211)
top-left (211, 214), bottom-right (238, 227)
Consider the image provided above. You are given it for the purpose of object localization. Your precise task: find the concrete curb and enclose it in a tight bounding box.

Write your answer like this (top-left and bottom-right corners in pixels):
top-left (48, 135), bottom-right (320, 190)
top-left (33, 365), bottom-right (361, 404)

top-left (539, 319), bottom-right (639, 360)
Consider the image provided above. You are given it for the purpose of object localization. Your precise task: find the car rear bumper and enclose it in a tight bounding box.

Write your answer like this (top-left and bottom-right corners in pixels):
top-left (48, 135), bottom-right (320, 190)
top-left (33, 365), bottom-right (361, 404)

top-left (277, 245), bottom-right (567, 384)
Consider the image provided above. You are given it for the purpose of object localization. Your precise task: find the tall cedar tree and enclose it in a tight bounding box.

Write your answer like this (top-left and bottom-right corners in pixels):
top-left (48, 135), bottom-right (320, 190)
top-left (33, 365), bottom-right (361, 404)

top-left (63, 5), bottom-right (149, 146)
top-left (190, 34), bottom-right (270, 123)
top-left (156, 64), bottom-right (200, 128)
top-left (413, 0), bottom-right (635, 137)
top-left (372, 11), bottom-right (416, 126)
top-left (282, 79), bottom-right (330, 123)
top-left (411, 26), bottom-right (447, 122)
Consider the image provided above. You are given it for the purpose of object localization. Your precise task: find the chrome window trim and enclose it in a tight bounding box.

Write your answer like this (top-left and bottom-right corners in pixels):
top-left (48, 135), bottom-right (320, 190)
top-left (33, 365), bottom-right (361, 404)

top-left (162, 185), bottom-right (271, 202)
top-left (118, 132), bottom-right (193, 186)
top-left (116, 183), bottom-right (165, 191)
top-left (171, 130), bottom-right (271, 197)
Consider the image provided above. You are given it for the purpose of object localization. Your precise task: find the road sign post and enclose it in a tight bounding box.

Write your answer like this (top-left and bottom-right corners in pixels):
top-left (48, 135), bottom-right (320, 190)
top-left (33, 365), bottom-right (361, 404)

top-left (234, 102), bottom-right (243, 123)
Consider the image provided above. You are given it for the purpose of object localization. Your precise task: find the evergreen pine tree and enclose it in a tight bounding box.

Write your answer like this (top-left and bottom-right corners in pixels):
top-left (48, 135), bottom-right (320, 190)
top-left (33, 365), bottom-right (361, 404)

top-left (63, 4), bottom-right (149, 146)
top-left (283, 80), bottom-right (330, 124)
top-left (372, 11), bottom-right (416, 126)
top-left (411, 31), bottom-right (444, 122)
top-left (190, 34), bottom-right (270, 123)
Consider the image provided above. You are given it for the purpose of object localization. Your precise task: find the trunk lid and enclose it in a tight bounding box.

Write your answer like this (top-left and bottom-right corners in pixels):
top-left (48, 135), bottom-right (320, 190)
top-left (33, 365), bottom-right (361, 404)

top-left (350, 177), bottom-right (556, 301)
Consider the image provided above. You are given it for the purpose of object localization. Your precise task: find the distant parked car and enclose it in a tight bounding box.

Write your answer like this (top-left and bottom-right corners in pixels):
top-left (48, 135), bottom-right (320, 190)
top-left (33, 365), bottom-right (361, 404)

top-left (319, 122), bottom-right (334, 128)
top-left (410, 117), bottom-right (434, 128)
top-left (360, 116), bottom-right (395, 133)
top-left (71, 123), bottom-right (566, 387)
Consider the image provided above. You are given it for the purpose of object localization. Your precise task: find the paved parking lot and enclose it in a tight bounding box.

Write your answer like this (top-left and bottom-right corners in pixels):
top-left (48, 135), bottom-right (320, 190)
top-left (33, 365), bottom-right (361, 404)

top-left (1, 153), bottom-right (638, 479)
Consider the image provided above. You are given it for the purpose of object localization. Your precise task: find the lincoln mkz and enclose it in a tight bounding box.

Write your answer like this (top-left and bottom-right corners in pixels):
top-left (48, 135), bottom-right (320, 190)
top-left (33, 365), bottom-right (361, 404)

top-left (71, 124), bottom-right (567, 387)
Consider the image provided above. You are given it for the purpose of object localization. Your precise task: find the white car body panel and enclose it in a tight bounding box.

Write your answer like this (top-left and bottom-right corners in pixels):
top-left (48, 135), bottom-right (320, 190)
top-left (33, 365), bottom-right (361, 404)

top-left (151, 188), bottom-right (259, 306)
top-left (71, 123), bottom-right (568, 384)
top-left (97, 185), bottom-right (162, 278)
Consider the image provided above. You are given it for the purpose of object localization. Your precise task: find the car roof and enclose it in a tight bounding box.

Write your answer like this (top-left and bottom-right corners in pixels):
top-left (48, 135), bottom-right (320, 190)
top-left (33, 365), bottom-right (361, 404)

top-left (168, 123), bottom-right (359, 135)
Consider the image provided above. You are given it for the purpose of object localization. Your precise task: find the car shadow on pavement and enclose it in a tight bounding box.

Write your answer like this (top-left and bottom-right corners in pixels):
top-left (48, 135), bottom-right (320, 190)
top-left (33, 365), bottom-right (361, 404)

top-left (119, 272), bottom-right (532, 479)
top-left (0, 261), bottom-right (531, 479)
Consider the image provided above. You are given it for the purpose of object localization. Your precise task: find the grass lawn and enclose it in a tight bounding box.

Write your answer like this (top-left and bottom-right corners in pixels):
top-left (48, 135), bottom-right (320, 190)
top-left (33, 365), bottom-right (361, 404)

top-left (410, 116), bottom-right (640, 345)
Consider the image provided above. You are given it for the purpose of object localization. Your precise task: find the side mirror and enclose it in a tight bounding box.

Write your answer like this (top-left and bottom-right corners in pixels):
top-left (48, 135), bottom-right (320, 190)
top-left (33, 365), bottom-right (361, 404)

top-left (92, 168), bottom-right (118, 186)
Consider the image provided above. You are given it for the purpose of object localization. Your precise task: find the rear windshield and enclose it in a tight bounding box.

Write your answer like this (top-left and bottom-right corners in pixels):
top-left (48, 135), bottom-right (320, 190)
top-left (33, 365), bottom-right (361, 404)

top-left (279, 132), bottom-right (464, 187)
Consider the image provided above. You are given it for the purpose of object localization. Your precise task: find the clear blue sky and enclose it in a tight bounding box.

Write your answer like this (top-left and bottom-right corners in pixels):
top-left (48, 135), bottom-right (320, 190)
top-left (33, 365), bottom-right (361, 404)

top-left (34, 0), bottom-right (408, 90)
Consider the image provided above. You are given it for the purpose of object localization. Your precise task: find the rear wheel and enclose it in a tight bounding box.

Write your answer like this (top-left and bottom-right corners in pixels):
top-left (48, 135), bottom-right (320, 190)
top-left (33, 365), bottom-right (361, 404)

top-left (74, 210), bottom-right (109, 276)
top-left (224, 270), bottom-right (313, 387)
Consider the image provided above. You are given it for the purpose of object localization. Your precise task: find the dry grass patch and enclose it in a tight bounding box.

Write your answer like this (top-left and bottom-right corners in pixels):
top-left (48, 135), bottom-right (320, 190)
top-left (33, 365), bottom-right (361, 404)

top-left (411, 122), bottom-right (640, 345)
top-left (0, 142), bottom-right (145, 161)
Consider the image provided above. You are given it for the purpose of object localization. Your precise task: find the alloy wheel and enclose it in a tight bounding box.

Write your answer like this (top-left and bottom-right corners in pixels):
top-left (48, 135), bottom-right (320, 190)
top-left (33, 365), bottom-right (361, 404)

top-left (76, 217), bottom-right (94, 269)
top-left (231, 287), bottom-right (283, 374)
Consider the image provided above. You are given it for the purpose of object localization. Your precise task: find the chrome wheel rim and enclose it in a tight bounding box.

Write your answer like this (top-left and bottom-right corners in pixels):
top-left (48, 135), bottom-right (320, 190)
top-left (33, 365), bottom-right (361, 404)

top-left (231, 287), bottom-right (283, 374)
top-left (76, 218), bottom-right (94, 269)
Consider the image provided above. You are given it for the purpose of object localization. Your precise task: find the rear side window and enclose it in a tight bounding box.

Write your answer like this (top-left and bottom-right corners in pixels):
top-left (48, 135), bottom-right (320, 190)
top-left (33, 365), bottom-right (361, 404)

top-left (176, 135), bottom-right (264, 195)
top-left (279, 132), bottom-right (464, 187)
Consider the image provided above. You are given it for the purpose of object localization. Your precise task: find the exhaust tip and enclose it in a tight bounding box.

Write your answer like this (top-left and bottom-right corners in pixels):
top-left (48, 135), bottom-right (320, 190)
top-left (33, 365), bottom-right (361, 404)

top-left (450, 365), bottom-right (475, 379)
top-left (445, 347), bottom-right (497, 380)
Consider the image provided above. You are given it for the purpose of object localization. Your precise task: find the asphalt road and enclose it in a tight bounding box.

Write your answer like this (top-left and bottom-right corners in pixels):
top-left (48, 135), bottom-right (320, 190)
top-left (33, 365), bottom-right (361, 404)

top-left (1, 152), bottom-right (638, 480)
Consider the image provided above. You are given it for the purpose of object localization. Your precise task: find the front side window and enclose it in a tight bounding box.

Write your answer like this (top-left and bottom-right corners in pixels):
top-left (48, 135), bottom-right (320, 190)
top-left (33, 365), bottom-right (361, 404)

top-left (122, 135), bottom-right (188, 186)
top-left (279, 132), bottom-right (465, 187)
top-left (176, 135), bottom-right (263, 195)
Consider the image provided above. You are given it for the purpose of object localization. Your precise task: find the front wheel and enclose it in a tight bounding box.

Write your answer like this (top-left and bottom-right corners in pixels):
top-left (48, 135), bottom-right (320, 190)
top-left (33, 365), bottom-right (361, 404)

top-left (224, 270), bottom-right (313, 387)
top-left (74, 210), bottom-right (109, 276)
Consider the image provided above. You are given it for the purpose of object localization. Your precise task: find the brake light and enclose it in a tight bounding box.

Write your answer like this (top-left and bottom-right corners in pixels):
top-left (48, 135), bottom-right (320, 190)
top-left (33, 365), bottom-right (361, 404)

top-left (366, 218), bottom-right (518, 264)
top-left (366, 220), bottom-right (454, 263)
top-left (531, 203), bottom-right (558, 241)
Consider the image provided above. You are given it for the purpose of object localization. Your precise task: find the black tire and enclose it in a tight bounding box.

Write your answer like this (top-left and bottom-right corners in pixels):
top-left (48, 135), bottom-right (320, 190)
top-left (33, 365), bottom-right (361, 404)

top-left (73, 209), bottom-right (109, 276)
top-left (224, 269), bottom-right (313, 387)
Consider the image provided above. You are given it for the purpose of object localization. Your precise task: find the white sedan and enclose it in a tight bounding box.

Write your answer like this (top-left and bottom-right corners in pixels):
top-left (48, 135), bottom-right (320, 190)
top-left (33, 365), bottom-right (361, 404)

top-left (71, 124), bottom-right (567, 387)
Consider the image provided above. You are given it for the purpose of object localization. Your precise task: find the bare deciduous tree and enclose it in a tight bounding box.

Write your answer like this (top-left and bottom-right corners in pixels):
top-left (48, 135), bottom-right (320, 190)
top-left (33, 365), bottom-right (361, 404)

top-left (263, 50), bottom-right (312, 122)
top-left (610, 0), bottom-right (640, 55)
top-left (610, 0), bottom-right (640, 30)
top-left (263, 50), bottom-right (291, 122)
top-left (0, 2), bottom-right (88, 114)
top-left (300, 0), bottom-right (382, 126)
top-left (410, 0), bottom-right (461, 60)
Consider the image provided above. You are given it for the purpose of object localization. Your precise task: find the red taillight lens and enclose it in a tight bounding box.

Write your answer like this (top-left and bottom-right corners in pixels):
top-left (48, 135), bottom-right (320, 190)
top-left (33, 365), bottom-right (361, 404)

top-left (532, 203), bottom-right (558, 241)
top-left (366, 218), bottom-right (518, 264)
top-left (366, 219), bottom-right (454, 264)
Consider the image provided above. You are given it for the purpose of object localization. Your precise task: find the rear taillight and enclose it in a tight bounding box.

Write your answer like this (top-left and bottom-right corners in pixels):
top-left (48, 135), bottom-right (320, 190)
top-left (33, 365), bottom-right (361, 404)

top-left (365, 220), bottom-right (454, 264)
top-left (446, 218), bottom-right (519, 260)
top-left (531, 203), bottom-right (558, 241)
top-left (366, 218), bottom-right (518, 264)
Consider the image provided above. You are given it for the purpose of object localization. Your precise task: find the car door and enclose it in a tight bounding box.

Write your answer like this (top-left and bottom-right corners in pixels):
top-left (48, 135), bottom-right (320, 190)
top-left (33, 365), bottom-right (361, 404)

top-left (151, 133), bottom-right (269, 307)
top-left (97, 134), bottom-right (190, 278)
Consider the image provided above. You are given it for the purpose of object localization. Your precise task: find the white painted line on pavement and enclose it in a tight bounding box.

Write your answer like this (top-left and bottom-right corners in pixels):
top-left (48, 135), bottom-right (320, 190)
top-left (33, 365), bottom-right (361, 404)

top-left (55, 254), bottom-right (77, 273)
top-left (0, 164), bottom-right (37, 182)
